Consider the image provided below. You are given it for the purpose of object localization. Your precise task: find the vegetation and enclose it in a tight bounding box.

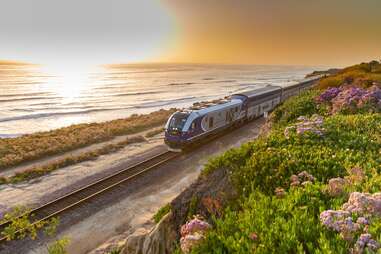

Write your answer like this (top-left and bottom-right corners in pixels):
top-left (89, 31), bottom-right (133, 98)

top-left (0, 109), bottom-right (175, 170)
top-left (317, 61), bottom-right (381, 89)
top-left (47, 237), bottom-right (70, 254)
top-left (107, 247), bottom-right (122, 254)
top-left (153, 203), bottom-right (171, 223)
top-left (177, 61), bottom-right (381, 253)
top-left (145, 128), bottom-right (164, 138)
top-left (0, 206), bottom-right (59, 241)
top-left (0, 136), bottom-right (145, 185)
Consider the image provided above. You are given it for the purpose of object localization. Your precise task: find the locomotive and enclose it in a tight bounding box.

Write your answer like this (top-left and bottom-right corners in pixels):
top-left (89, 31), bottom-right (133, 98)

top-left (164, 79), bottom-right (317, 151)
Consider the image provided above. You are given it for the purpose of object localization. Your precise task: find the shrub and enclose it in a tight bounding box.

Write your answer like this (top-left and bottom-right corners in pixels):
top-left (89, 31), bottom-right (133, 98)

top-left (1, 206), bottom-right (59, 241)
top-left (153, 203), bottom-right (171, 223)
top-left (47, 237), bottom-right (70, 254)
top-left (270, 90), bottom-right (328, 128)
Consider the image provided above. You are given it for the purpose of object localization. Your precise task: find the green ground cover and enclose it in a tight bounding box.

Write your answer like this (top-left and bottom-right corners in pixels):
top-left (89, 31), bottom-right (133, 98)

top-left (184, 61), bottom-right (381, 253)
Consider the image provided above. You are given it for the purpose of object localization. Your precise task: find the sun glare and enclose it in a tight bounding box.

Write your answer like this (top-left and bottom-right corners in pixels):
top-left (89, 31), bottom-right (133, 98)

top-left (41, 64), bottom-right (95, 103)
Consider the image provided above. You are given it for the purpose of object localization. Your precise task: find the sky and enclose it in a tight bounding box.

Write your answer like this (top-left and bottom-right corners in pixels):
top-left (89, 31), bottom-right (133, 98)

top-left (1, 0), bottom-right (381, 67)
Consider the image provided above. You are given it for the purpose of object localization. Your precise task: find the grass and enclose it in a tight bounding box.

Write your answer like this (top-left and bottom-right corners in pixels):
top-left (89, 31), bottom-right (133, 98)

top-left (0, 135), bottom-right (146, 185)
top-left (0, 109), bottom-right (175, 170)
top-left (153, 203), bottom-right (171, 223)
top-left (145, 128), bottom-right (164, 138)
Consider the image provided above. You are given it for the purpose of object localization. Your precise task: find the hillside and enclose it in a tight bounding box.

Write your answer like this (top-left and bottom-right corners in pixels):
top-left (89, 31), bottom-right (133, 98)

top-left (123, 61), bottom-right (381, 254)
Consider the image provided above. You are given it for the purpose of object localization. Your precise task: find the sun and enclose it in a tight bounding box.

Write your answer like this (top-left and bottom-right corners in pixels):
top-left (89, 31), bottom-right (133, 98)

top-left (40, 63), bottom-right (95, 103)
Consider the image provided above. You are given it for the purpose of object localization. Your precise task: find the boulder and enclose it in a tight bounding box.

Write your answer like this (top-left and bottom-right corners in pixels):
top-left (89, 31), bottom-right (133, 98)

top-left (121, 213), bottom-right (176, 254)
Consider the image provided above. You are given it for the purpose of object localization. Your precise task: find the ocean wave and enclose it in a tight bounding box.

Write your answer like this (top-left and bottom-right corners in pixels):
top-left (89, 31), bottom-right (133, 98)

top-left (134, 96), bottom-right (197, 109)
top-left (0, 107), bottom-right (133, 123)
top-left (0, 92), bottom-right (52, 98)
top-left (110, 91), bottom-right (161, 97)
top-left (0, 96), bottom-right (62, 103)
top-left (214, 80), bottom-right (237, 83)
top-left (168, 82), bottom-right (196, 86)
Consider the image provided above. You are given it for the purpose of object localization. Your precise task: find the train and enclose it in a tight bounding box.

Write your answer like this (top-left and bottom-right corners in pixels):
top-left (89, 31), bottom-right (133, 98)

top-left (164, 78), bottom-right (318, 151)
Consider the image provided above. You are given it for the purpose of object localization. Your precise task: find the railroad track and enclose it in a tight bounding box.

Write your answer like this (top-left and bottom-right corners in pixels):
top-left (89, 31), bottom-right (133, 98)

top-left (0, 150), bottom-right (178, 243)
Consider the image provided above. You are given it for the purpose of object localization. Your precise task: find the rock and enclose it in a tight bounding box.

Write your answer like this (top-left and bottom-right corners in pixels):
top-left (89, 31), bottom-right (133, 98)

top-left (141, 212), bottom-right (177, 254)
top-left (122, 228), bottom-right (149, 254)
top-left (121, 213), bottom-right (176, 254)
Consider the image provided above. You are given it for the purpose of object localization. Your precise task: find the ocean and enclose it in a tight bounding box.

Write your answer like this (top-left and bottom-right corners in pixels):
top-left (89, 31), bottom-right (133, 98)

top-left (0, 63), bottom-right (319, 137)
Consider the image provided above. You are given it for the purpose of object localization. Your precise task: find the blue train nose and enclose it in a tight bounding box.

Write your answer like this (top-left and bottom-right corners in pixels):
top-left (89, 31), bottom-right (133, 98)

top-left (164, 131), bottom-right (187, 148)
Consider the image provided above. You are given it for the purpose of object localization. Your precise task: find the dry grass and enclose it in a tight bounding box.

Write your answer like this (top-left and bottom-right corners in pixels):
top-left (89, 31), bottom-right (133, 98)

top-left (145, 128), bottom-right (164, 138)
top-left (0, 109), bottom-right (175, 170)
top-left (317, 60), bottom-right (381, 89)
top-left (0, 135), bottom-right (146, 185)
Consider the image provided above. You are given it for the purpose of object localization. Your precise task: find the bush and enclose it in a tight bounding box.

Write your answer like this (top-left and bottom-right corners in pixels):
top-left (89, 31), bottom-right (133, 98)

top-left (153, 203), bottom-right (171, 223)
top-left (47, 237), bottom-right (70, 254)
top-left (270, 90), bottom-right (328, 128)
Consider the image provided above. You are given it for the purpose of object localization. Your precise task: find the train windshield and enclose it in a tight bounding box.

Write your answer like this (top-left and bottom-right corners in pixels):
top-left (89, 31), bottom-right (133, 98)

top-left (168, 113), bottom-right (189, 131)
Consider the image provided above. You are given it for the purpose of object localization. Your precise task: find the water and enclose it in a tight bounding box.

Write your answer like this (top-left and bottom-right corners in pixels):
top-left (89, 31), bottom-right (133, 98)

top-left (0, 63), bottom-right (319, 136)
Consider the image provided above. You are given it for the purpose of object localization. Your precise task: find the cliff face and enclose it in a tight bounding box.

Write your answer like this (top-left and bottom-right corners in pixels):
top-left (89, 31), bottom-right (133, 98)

top-left (122, 213), bottom-right (177, 254)
top-left (120, 165), bottom-right (237, 254)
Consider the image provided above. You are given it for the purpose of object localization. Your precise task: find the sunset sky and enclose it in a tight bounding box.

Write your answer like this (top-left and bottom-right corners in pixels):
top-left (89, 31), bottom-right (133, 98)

top-left (1, 0), bottom-right (380, 67)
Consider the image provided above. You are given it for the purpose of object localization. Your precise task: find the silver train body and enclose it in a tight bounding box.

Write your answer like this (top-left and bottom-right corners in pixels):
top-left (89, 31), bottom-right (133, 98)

top-left (164, 79), bottom-right (317, 151)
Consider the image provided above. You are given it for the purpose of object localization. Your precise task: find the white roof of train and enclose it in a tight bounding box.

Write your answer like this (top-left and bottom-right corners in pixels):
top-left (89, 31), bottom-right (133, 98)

top-left (182, 99), bottom-right (242, 131)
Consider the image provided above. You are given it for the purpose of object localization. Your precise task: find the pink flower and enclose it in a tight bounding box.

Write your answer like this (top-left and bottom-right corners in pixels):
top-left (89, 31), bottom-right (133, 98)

top-left (249, 232), bottom-right (258, 241)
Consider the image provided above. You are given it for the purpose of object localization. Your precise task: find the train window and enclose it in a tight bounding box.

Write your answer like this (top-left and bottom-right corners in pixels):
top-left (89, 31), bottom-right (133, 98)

top-left (191, 122), bottom-right (196, 130)
top-left (209, 117), bottom-right (214, 128)
top-left (235, 107), bottom-right (238, 112)
top-left (169, 112), bottom-right (189, 130)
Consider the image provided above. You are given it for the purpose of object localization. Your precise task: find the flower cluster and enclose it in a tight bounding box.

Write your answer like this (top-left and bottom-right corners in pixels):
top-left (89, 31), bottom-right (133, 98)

top-left (354, 233), bottom-right (380, 253)
top-left (342, 192), bottom-right (381, 216)
top-left (320, 192), bottom-right (381, 253)
top-left (180, 216), bottom-right (211, 253)
top-left (316, 85), bottom-right (381, 114)
top-left (290, 171), bottom-right (315, 187)
top-left (316, 87), bottom-right (341, 102)
top-left (275, 187), bottom-right (286, 198)
top-left (327, 177), bottom-right (347, 197)
top-left (284, 115), bottom-right (325, 138)
top-left (346, 167), bottom-right (366, 185)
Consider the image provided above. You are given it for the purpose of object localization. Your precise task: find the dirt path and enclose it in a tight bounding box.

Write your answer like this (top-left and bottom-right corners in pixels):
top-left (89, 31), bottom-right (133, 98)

top-left (0, 118), bottom-right (265, 254)
top-left (0, 127), bottom-right (164, 178)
